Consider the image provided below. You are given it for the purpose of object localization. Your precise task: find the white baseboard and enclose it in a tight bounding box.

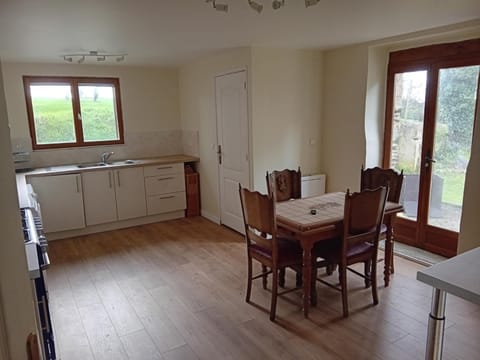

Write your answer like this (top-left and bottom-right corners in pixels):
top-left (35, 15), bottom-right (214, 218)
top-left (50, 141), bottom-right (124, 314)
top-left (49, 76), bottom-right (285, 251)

top-left (47, 211), bottom-right (185, 240)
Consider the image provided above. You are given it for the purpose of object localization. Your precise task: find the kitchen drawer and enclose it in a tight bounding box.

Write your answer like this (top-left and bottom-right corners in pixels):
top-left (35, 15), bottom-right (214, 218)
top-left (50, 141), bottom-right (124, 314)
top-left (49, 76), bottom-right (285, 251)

top-left (145, 174), bottom-right (185, 195)
top-left (147, 191), bottom-right (186, 215)
top-left (144, 163), bottom-right (184, 177)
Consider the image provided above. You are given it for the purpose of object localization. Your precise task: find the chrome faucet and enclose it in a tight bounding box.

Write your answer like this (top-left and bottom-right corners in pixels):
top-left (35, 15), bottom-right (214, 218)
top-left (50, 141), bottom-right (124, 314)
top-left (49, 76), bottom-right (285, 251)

top-left (100, 151), bottom-right (114, 164)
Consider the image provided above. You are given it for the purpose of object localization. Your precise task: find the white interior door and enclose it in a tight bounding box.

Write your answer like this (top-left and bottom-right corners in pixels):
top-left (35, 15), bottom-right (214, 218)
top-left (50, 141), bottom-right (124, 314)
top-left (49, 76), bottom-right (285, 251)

top-left (216, 70), bottom-right (249, 233)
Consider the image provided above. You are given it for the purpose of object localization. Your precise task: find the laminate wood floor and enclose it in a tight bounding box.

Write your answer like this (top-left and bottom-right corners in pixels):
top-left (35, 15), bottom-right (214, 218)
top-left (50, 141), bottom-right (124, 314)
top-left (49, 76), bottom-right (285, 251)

top-left (47, 217), bottom-right (480, 360)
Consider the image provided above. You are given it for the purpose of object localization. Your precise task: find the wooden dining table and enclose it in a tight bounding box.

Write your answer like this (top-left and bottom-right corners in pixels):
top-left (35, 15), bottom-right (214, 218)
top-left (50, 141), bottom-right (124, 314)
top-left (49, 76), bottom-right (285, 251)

top-left (276, 192), bottom-right (404, 318)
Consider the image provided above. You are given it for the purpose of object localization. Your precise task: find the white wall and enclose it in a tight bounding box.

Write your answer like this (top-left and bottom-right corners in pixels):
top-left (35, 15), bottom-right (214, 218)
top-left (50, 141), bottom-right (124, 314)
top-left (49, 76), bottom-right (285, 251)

top-left (250, 48), bottom-right (323, 192)
top-left (0, 61), bottom-right (37, 360)
top-left (322, 44), bottom-right (369, 192)
top-left (179, 48), bottom-right (252, 222)
top-left (2, 62), bottom-right (184, 166)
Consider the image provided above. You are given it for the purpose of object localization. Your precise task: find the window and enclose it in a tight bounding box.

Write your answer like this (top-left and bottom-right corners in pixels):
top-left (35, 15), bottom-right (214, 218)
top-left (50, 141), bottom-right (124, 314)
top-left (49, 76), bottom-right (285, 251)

top-left (23, 76), bottom-right (124, 149)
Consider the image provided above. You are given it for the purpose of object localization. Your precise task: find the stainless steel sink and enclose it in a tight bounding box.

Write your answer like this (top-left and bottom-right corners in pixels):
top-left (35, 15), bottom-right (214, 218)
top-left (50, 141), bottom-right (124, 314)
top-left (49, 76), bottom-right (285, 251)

top-left (76, 162), bottom-right (108, 168)
top-left (76, 160), bottom-right (137, 168)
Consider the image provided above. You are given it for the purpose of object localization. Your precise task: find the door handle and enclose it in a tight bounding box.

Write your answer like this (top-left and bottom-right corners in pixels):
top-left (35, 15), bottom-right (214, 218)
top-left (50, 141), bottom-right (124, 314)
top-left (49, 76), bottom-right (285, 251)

top-left (425, 156), bottom-right (436, 168)
top-left (217, 145), bottom-right (222, 165)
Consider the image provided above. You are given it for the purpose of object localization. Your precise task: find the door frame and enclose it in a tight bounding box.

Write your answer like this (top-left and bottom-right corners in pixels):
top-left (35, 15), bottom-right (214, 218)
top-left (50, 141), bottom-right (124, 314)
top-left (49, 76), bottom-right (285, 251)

top-left (383, 39), bottom-right (480, 257)
top-left (215, 68), bottom-right (251, 232)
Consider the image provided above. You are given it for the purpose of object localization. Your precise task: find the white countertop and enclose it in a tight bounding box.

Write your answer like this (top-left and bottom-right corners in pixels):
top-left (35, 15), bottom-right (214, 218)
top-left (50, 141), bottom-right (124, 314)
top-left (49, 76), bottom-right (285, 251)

top-left (417, 247), bottom-right (480, 305)
top-left (23, 154), bottom-right (199, 177)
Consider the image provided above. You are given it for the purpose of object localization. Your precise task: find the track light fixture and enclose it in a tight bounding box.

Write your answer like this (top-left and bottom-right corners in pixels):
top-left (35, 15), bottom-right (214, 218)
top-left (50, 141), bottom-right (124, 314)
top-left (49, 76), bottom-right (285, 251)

top-left (248, 0), bottom-right (264, 13)
top-left (61, 50), bottom-right (128, 64)
top-left (206, 0), bottom-right (320, 13)
top-left (206, 0), bottom-right (228, 12)
top-left (272, 0), bottom-right (285, 10)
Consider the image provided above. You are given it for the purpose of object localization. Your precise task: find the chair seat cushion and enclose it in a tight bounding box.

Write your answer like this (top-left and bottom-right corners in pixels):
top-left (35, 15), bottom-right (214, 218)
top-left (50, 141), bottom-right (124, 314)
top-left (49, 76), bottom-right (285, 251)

top-left (313, 238), bottom-right (374, 264)
top-left (250, 237), bottom-right (302, 266)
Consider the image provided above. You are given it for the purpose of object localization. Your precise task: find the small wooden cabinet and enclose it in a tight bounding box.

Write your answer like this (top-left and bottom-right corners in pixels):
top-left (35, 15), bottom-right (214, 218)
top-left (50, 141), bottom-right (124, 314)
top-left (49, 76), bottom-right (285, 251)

top-left (185, 172), bottom-right (200, 217)
top-left (28, 174), bottom-right (85, 232)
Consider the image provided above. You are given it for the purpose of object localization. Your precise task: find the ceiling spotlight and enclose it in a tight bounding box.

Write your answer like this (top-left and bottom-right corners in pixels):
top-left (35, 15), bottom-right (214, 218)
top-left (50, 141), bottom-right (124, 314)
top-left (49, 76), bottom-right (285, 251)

top-left (97, 55), bottom-right (106, 61)
top-left (305, 0), bottom-right (320, 7)
top-left (63, 56), bottom-right (73, 62)
top-left (272, 0), bottom-right (284, 10)
top-left (248, 0), bottom-right (263, 13)
top-left (77, 56), bottom-right (85, 64)
top-left (213, 0), bottom-right (228, 12)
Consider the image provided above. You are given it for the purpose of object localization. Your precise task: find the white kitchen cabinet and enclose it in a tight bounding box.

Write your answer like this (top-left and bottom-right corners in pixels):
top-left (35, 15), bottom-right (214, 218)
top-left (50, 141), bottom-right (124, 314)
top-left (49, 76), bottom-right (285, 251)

top-left (82, 170), bottom-right (117, 226)
top-left (28, 174), bottom-right (85, 233)
top-left (114, 167), bottom-right (146, 220)
top-left (82, 167), bottom-right (146, 226)
top-left (144, 164), bottom-right (186, 216)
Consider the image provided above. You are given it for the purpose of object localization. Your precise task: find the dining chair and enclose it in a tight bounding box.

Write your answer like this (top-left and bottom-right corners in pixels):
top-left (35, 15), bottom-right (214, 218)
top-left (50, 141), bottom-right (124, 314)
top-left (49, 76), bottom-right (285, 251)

top-left (239, 184), bottom-right (303, 321)
top-left (266, 167), bottom-right (304, 287)
top-left (266, 167), bottom-right (302, 201)
top-left (360, 166), bottom-right (403, 273)
top-left (312, 186), bottom-right (389, 317)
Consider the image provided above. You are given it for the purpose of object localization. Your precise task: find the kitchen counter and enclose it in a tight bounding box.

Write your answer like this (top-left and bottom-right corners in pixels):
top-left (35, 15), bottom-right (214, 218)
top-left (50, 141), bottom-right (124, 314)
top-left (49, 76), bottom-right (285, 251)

top-left (417, 247), bottom-right (480, 359)
top-left (23, 154), bottom-right (199, 177)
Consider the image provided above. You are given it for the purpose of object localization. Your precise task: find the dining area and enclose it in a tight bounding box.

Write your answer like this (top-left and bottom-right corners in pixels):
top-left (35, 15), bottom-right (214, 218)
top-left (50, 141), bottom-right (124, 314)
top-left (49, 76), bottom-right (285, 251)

top-left (238, 166), bottom-right (404, 321)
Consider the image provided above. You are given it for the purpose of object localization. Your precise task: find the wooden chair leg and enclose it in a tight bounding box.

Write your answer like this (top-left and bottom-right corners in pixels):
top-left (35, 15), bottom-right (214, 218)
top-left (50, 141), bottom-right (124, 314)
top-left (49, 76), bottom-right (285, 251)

top-left (295, 271), bottom-right (303, 287)
top-left (390, 243), bottom-right (395, 274)
top-left (246, 256), bottom-right (253, 302)
top-left (339, 266), bottom-right (349, 318)
top-left (262, 265), bottom-right (268, 289)
top-left (364, 260), bottom-right (372, 288)
top-left (326, 263), bottom-right (336, 275)
top-left (372, 260), bottom-right (379, 305)
top-left (279, 268), bottom-right (286, 288)
top-left (270, 268), bottom-right (278, 321)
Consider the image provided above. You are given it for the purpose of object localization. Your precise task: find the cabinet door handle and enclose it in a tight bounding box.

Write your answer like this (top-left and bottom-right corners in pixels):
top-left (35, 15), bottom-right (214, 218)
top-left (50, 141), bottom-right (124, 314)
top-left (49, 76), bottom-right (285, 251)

top-left (157, 177), bottom-right (174, 181)
top-left (108, 172), bottom-right (113, 188)
top-left (156, 166), bottom-right (173, 170)
top-left (75, 175), bottom-right (80, 193)
top-left (117, 171), bottom-right (121, 187)
top-left (159, 195), bottom-right (175, 200)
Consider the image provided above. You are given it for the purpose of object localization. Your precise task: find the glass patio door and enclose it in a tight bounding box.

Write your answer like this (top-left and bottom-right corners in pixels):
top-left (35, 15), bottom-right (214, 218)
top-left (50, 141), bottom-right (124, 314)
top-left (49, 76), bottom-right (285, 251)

top-left (384, 39), bottom-right (480, 257)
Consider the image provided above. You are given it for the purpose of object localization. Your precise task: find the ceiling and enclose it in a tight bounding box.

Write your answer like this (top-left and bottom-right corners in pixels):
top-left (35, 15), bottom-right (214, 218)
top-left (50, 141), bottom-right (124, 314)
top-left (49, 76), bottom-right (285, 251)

top-left (0, 0), bottom-right (479, 66)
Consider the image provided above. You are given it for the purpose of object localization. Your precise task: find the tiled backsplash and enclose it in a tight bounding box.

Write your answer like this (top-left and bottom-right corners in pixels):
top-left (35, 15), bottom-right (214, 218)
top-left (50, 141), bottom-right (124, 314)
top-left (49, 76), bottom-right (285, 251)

top-left (11, 129), bottom-right (199, 168)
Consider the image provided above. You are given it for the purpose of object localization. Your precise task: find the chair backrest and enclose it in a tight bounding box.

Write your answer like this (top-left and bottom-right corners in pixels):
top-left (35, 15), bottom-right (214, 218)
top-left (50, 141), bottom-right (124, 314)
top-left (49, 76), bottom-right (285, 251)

top-left (342, 187), bottom-right (389, 261)
top-left (360, 166), bottom-right (403, 203)
top-left (239, 185), bottom-right (278, 259)
top-left (266, 167), bottom-right (301, 202)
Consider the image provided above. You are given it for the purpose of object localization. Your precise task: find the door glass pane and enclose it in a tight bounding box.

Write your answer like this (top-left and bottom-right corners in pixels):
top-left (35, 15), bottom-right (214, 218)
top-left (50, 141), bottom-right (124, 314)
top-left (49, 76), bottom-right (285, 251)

top-left (79, 84), bottom-right (119, 142)
top-left (390, 71), bottom-right (427, 221)
top-left (30, 85), bottom-right (76, 144)
top-left (428, 65), bottom-right (479, 232)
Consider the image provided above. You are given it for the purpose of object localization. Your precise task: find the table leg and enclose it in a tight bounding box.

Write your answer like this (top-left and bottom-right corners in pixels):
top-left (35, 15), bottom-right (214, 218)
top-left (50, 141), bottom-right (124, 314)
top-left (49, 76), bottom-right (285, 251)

top-left (425, 288), bottom-right (446, 360)
top-left (302, 241), bottom-right (313, 318)
top-left (384, 218), bottom-right (393, 287)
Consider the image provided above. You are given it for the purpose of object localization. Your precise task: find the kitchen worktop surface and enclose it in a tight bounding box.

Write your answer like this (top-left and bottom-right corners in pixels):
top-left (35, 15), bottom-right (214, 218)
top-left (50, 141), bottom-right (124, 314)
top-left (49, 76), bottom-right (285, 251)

top-left (22, 154), bottom-right (199, 177)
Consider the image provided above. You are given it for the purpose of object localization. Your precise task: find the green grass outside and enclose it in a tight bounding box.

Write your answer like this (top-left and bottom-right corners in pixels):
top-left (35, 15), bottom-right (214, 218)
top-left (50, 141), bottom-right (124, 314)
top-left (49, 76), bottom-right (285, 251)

top-left (438, 171), bottom-right (465, 206)
top-left (32, 98), bottom-right (117, 144)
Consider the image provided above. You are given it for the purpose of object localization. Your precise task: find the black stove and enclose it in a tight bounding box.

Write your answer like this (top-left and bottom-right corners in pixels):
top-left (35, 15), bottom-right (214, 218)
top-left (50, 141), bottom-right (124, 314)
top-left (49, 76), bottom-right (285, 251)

top-left (20, 207), bottom-right (55, 359)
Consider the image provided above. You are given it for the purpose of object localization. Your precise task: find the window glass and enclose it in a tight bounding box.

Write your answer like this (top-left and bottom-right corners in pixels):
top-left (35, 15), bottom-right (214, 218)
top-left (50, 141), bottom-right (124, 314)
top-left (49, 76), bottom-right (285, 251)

top-left (30, 84), bottom-right (76, 144)
top-left (79, 84), bottom-right (119, 142)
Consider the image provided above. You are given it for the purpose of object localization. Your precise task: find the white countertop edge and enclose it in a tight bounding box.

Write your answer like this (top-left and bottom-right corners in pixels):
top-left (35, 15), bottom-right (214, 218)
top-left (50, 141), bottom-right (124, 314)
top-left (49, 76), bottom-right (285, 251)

top-left (416, 271), bottom-right (480, 305)
top-left (416, 247), bottom-right (480, 305)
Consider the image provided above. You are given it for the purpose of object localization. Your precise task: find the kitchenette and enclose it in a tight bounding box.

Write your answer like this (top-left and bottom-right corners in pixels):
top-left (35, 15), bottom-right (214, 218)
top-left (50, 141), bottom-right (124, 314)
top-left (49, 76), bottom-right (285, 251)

top-left (16, 153), bottom-right (199, 359)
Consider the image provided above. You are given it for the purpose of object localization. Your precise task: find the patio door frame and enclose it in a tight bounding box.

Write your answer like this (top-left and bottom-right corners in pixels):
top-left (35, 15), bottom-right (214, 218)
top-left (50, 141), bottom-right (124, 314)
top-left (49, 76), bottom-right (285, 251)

top-left (383, 38), bottom-right (480, 257)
